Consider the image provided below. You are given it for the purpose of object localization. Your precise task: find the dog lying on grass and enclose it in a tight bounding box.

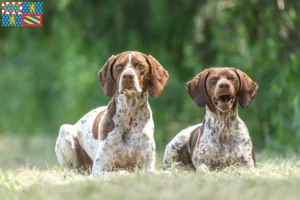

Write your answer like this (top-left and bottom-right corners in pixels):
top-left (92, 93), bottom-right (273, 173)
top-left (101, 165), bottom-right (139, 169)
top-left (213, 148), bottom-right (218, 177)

top-left (163, 68), bottom-right (258, 171)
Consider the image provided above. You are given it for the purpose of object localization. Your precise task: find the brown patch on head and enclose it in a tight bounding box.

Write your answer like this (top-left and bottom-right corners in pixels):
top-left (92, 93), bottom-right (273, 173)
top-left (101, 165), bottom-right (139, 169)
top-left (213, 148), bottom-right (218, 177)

top-left (98, 55), bottom-right (119, 97)
top-left (92, 110), bottom-right (106, 140)
top-left (121, 52), bottom-right (151, 93)
top-left (186, 68), bottom-right (258, 112)
top-left (233, 69), bottom-right (258, 107)
top-left (111, 52), bottom-right (133, 89)
top-left (99, 51), bottom-right (169, 97)
top-left (100, 97), bottom-right (117, 141)
top-left (206, 68), bottom-right (239, 112)
top-left (186, 69), bottom-right (210, 107)
top-left (74, 136), bottom-right (93, 168)
top-left (98, 51), bottom-right (147, 96)
top-left (144, 54), bottom-right (169, 97)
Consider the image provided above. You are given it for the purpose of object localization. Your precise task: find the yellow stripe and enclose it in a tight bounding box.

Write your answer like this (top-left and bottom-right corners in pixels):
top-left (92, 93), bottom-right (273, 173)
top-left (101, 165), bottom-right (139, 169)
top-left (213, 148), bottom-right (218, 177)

top-left (24, 19), bottom-right (34, 24)
top-left (25, 16), bottom-right (40, 23)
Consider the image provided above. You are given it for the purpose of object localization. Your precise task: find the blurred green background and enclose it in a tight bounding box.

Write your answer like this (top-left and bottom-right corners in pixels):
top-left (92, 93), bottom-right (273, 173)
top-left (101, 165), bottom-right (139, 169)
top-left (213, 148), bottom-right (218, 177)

top-left (0, 0), bottom-right (299, 155)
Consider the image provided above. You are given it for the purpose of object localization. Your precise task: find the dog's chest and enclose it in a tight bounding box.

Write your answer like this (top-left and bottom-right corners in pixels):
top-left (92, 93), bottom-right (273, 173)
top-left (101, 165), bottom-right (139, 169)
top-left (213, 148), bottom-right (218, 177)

top-left (105, 124), bottom-right (155, 169)
top-left (103, 101), bottom-right (155, 169)
top-left (113, 115), bottom-right (154, 152)
top-left (193, 119), bottom-right (251, 168)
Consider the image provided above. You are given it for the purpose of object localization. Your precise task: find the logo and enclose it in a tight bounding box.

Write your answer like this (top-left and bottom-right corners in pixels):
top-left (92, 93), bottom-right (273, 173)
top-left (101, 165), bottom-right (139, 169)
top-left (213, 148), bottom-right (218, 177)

top-left (2, 2), bottom-right (42, 27)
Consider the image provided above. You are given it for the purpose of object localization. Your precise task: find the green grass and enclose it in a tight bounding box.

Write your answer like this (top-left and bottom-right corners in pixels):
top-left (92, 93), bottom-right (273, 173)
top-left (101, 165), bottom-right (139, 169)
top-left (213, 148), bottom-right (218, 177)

top-left (1, 135), bottom-right (300, 200)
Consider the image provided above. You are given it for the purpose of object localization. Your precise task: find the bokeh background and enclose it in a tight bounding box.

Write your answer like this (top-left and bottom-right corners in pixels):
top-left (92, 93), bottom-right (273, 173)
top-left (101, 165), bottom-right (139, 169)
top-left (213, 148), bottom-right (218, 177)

top-left (0, 0), bottom-right (299, 159)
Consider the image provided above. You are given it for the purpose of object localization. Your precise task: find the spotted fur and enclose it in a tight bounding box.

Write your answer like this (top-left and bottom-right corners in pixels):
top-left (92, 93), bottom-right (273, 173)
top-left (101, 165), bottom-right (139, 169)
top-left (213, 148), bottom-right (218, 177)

top-left (163, 68), bottom-right (258, 171)
top-left (55, 51), bottom-right (169, 175)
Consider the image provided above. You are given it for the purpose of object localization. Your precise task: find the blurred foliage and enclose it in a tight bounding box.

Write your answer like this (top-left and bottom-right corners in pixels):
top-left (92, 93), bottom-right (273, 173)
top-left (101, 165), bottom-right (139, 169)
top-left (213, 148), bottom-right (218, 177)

top-left (0, 0), bottom-right (300, 153)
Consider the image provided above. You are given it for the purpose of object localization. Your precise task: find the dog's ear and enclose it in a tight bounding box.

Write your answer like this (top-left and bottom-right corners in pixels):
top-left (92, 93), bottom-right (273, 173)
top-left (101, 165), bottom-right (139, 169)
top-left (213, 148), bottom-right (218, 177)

top-left (234, 69), bottom-right (258, 107)
top-left (145, 55), bottom-right (169, 97)
top-left (186, 69), bottom-right (210, 107)
top-left (98, 55), bottom-right (118, 97)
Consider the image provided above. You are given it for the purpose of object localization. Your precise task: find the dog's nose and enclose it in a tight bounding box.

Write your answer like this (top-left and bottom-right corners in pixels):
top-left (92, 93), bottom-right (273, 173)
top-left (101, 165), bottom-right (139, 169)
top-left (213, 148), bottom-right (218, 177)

top-left (219, 83), bottom-right (229, 89)
top-left (123, 73), bottom-right (134, 80)
top-left (218, 80), bottom-right (230, 89)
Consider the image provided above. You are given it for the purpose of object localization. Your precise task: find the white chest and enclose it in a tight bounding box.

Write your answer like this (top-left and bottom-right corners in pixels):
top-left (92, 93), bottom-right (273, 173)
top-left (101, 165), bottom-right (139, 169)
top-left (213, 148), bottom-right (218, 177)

top-left (99, 98), bottom-right (155, 169)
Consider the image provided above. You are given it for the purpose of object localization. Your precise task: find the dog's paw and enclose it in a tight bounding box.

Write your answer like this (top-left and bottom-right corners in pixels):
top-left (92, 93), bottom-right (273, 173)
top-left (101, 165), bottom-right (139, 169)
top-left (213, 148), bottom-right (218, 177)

top-left (116, 170), bottom-right (130, 175)
top-left (196, 164), bottom-right (210, 173)
top-left (146, 170), bottom-right (171, 175)
top-left (91, 170), bottom-right (106, 176)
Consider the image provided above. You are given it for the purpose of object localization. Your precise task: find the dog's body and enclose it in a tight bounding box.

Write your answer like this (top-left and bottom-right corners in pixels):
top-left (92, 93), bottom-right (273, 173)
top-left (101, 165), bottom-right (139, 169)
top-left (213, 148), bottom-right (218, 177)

top-left (55, 51), bottom-right (168, 175)
top-left (163, 68), bottom-right (258, 171)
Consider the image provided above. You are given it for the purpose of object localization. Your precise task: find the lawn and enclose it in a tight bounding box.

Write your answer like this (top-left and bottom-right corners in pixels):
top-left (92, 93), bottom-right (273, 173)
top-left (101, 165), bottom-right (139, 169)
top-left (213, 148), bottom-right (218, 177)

top-left (1, 135), bottom-right (300, 200)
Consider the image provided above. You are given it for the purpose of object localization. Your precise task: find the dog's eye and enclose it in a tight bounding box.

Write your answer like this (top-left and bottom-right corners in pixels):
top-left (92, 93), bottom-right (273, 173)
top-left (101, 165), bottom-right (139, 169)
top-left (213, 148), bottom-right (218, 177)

top-left (228, 76), bottom-right (236, 80)
top-left (116, 65), bottom-right (123, 70)
top-left (137, 64), bottom-right (145, 71)
top-left (210, 77), bottom-right (218, 83)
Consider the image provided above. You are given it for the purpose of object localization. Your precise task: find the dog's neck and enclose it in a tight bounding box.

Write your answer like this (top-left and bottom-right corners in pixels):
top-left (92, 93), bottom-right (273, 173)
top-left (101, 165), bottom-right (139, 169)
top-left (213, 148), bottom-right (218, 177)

top-left (115, 92), bottom-right (148, 110)
top-left (203, 105), bottom-right (239, 144)
top-left (110, 92), bottom-right (150, 134)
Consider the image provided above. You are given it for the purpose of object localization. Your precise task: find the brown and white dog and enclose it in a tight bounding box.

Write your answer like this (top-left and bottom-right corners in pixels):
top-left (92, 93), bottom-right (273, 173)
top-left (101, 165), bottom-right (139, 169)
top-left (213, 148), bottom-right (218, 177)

top-left (55, 51), bottom-right (169, 175)
top-left (163, 68), bottom-right (258, 171)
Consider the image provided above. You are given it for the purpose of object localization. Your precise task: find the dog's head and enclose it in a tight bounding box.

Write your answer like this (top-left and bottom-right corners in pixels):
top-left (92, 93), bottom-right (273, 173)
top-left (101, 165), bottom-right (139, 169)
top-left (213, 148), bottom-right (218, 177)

top-left (98, 51), bottom-right (169, 97)
top-left (186, 68), bottom-right (258, 112)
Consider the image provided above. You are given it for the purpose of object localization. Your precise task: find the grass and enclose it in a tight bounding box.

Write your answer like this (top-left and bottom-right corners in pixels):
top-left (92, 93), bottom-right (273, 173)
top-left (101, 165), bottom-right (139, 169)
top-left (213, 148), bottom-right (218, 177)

top-left (1, 135), bottom-right (300, 200)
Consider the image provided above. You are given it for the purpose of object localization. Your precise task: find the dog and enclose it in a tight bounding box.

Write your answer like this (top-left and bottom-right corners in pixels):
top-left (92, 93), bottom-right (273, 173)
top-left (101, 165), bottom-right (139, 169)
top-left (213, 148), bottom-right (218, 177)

top-left (163, 67), bottom-right (258, 171)
top-left (55, 51), bottom-right (169, 175)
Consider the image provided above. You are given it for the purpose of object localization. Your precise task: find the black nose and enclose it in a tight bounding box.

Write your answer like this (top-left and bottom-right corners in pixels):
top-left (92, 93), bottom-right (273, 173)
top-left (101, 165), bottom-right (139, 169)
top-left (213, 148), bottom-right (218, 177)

top-left (123, 74), bottom-right (134, 80)
top-left (219, 83), bottom-right (229, 89)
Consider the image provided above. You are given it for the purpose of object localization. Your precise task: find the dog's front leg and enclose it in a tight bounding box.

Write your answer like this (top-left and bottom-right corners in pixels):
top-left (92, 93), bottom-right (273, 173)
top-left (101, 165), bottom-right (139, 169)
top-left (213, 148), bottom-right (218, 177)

top-left (234, 142), bottom-right (256, 169)
top-left (91, 155), bottom-right (105, 176)
top-left (91, 142), bottom-right (110, 175)
top-left (236, 153), bottom-right (255, 169)
top-left (139, 153), bottom-right (156, 172)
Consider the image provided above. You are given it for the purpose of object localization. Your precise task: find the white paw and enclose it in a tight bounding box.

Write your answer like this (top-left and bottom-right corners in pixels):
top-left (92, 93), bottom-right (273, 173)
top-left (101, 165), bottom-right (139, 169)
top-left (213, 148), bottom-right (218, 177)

top-left (147, 170), bottom-right (171, 175)
top-left (196, 164), bottom-right (210, 173)
top-left (116, 170), bottom-right (129, 175)
top-left (92, 170), bottom-right (106, 176)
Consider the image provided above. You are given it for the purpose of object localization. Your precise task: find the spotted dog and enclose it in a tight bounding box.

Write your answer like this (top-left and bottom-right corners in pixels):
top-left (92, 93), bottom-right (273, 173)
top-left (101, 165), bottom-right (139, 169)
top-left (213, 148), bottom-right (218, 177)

top-left (163, 68), bottom-right (258, 171)
top-left (55, 51), bottom-right (169, 175)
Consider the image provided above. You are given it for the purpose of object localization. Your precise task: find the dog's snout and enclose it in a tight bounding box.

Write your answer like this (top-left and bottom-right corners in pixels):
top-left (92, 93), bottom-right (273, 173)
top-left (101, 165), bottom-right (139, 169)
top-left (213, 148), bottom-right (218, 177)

top-left (119, 67), bottom-right (142, 93)
top-left (123, 73), bottom-right (134, 80)
top-left (217, 79), bottom-right (231, 89)
top-left (121, 70), bottom-right (136, 91)
top-left (218, 82), bottom-right (229, 89)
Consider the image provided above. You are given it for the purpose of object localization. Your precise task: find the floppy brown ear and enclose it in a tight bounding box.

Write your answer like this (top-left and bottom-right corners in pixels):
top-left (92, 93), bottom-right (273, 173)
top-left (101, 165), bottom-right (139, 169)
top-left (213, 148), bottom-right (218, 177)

top-left (98, 55), bottom-right (118, 97)
top-left (234, 69), bottom-right (258, 108)
top-left (186, 69), bottom-right (209, 107)
top-left (145, 55), bottom-right (169, 97)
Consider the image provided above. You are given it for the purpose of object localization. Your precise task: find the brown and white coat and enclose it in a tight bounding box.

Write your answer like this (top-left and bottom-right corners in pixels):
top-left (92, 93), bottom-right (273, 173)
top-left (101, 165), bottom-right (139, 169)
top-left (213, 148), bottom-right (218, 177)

top-left (163, 68), bottom-right (258, 171)
top-left (55, 51), bottom-right (169, 175)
